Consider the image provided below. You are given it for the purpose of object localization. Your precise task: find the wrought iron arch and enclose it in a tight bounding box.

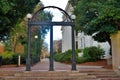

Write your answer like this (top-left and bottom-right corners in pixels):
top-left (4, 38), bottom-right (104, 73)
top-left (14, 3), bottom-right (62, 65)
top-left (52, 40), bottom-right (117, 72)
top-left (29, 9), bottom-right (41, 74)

top-left (26, 6), bottom-right (76, 71)
top-left (31, 6), bottom-right (73, 21)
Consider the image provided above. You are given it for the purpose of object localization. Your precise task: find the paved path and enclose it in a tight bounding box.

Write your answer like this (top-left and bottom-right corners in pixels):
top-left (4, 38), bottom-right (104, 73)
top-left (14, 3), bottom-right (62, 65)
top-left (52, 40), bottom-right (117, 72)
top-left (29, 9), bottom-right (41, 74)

top-left (0, 58), bottom-right (103, 71)
top-left (31, 58), bottom-right (71, 71)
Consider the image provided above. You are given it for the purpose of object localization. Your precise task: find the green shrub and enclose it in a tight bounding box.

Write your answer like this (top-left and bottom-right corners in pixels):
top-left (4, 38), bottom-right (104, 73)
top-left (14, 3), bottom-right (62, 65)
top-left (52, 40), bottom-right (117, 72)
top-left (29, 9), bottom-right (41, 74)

top-left (54, 49), bottom-right (83, 63)
top-left (83, 46), bottom-right (105, 61)
top-left (12, 53), bottom-right (26, 64)
top-left (0, 51), bottom-right (26, 65)
top-left (53, 53), bottom-right (63, 61)
top-left (0, 51), bottom-right (14, 59)
top-left (0, 51), bottom-right (14, 64)
top-left (60, 50), bottom-right (72, 62)
top-left (54, 50), bottom-right (72, 63)
top-left (76, 49), bottom-right (82, 53)
top-left (76, 57), bottom-right (86, 63)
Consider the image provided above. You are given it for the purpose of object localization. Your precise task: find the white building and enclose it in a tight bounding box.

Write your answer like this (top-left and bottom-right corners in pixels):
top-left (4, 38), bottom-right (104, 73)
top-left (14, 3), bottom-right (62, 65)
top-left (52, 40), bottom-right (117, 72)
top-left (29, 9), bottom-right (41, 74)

top-left (61, 2), bottom-right (110, 58)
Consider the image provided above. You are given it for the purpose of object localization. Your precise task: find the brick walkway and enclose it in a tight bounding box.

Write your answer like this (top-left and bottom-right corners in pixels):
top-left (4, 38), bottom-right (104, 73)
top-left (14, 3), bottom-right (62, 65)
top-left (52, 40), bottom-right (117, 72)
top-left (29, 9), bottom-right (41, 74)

top-left (0, 58), bottom-right (104, 71)
top-left (31, 58), bottom-right (71, 71)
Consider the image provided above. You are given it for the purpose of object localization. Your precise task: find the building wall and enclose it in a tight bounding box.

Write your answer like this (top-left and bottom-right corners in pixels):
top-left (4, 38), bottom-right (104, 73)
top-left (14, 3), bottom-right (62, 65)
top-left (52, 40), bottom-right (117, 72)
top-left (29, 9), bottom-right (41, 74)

top-left (78, 32), bottom-right (93, 49)
top-left (53, 39), bottom-right (62, 53)
top-left (62, 27), bottom-right (72, 52)
top-left (77, 32), bottom-right (110, 58)
top-left (61, 2), bottom-right (73, 53)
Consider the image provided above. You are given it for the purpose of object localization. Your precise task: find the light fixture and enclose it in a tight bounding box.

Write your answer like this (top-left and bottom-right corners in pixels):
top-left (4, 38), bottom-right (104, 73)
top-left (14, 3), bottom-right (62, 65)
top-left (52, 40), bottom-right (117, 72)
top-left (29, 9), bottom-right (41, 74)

top-left (71, 14), bottom-right (76, 20)
top-left (34, 35), bottom-right (38, 39)
top-left (26, 13), bottom-right (32, 19)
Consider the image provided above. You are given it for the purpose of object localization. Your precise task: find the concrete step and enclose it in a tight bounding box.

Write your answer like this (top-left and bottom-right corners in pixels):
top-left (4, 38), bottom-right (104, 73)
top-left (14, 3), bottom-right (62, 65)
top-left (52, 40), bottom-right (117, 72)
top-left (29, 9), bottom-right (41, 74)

top-left (0, 71), bottom-right (97, 80)
top-left (100, 78), bottom-right (120, 80)
top-left (14, 71), bottom-right (88, 77)
top-left (0, 71), bottom-right (21, 76)
top-left (79, 69), bottom-right (120, 79)
top-left (79, 69), bottom-right (115, 73)
top-left (79, 69), bottom-right (119, 75)
top-left (2, 76), bottom-right (97, 80)
top-left (96, 75), bottom-right (120, 78)
top-left (0, 69), bottom-right (120, 80)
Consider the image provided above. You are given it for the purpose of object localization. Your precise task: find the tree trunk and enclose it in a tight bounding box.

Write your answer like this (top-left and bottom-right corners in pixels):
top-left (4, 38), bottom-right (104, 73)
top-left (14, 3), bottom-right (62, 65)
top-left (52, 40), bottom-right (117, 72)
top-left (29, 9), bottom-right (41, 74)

top-left (108, 37), bottom-right (112, 56)
top-left (11, 34), bottom-right (18, 53)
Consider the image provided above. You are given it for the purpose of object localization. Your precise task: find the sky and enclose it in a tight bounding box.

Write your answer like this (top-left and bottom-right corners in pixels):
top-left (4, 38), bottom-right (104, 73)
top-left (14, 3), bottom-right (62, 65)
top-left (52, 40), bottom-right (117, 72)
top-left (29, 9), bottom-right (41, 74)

top-left (40, 0), bottom-right (68, 45)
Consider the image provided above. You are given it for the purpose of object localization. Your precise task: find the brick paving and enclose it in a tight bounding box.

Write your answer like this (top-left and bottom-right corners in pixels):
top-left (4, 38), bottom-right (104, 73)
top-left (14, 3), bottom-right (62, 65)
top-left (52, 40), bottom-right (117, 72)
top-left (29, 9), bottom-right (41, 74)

top-left (0, 58), bottom-right (104, 71)
top-left (31, 58), bottom-right (71, 71)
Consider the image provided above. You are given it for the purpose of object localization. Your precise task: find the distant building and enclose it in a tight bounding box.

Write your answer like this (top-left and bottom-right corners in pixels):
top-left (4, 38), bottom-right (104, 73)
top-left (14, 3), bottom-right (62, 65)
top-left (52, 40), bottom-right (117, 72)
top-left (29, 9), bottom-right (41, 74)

top-left (53, 39), bottom-right (62, 53)
top-left (41, 42), bottom-right (49, 58)
top-left (61, 2), bottom-right (110, 58)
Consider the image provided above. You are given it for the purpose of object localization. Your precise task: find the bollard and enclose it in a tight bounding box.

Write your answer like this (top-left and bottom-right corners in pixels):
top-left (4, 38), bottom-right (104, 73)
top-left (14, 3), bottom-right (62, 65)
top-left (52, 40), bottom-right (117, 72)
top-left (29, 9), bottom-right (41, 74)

top-left (18, 55), bottom-right (21, 67)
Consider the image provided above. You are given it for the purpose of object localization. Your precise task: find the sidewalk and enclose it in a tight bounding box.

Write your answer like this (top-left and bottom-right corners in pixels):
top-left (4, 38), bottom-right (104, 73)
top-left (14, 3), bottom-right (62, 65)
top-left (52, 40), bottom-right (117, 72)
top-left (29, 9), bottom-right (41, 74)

top-left (31, 58), bottom-right (71, 71)
top-left (0, 58), bottom-right (103, 71)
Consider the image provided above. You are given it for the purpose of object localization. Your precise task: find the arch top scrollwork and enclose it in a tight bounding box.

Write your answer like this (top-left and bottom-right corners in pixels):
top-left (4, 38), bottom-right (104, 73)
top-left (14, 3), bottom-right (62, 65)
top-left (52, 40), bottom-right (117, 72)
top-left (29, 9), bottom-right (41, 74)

top-left (31, 6), bottom-right (73, 22)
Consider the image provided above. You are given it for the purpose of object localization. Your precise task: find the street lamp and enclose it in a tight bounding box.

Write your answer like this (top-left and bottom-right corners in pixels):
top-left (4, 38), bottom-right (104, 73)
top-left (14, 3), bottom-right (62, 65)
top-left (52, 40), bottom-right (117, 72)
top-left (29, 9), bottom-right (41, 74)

top-left (26, 13), bottom-right (32, 71)
top-left (34, 35), bottom-right (38, 39)
top-left (34, 35), bottom-right (38, 55)
top-left (71, 15), bottom-right (76, 21)
top-left (27, 13), bottom-right (32, 19)
top-left (71, 14), bottom-right (77, 70)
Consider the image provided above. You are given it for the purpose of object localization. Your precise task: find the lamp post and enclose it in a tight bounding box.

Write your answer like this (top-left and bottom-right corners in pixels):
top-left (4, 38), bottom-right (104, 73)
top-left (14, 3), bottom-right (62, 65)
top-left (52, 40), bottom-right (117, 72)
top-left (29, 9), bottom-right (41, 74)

top-left (26, 13), bottom-right (32, 71)
top-left (34, 35), bottom-right (38, 55)
top-left (71, 15), bottom-right (77, 70)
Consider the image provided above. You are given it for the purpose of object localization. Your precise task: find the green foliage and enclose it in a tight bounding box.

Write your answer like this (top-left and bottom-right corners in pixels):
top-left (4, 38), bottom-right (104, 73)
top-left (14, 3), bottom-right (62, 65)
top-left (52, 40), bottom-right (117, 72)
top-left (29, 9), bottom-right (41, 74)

top-left (76, 57), bottom-right (86, 63)
top-left (54, 46), bottom-right (104, 63)
top-left (83, 46), bottom-right (105, 61)
top-left (54, 50), bottom-right (71, 62)
top-left (0, 0), bottom-right (39, 40)
top-left (76, 49), bottom-right (82, 53)
top-left (54, 49), bottom-right (84, 63)
top-left (33, 11), bottom-right (53, 39)
top-left (70, 0), bottom-right (120, 43)
top-left (54, 50), bottom-right (72, 62)
top-left (0, 51), bottom-right (14, 59)
top-left (53, 53), bottom-right (63, 61)
top-left (12, 53), bottom-right (26, 64)
top-left (0, 52), bottom-right (26, 65)
top-left (0, 51), bottom-right (15, 64)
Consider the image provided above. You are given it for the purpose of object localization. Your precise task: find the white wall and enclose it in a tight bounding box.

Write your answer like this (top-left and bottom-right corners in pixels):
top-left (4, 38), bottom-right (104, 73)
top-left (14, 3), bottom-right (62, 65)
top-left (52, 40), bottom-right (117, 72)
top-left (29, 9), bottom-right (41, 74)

top-left (77, 32), bottom-right (110, 58)
top-left (62, 27), bottom-right (72, 52)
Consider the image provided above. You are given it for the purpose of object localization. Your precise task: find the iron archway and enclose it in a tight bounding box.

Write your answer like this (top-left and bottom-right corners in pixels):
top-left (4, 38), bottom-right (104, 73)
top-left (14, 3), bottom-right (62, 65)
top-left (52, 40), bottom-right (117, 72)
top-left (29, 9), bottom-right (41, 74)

top-left (26, 6), bottom-right (76, 71)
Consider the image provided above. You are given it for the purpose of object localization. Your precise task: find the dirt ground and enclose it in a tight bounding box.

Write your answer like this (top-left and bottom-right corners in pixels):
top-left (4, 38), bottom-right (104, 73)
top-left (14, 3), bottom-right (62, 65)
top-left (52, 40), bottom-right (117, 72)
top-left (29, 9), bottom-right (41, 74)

top-left (77, 59), bottom-right (112, 69)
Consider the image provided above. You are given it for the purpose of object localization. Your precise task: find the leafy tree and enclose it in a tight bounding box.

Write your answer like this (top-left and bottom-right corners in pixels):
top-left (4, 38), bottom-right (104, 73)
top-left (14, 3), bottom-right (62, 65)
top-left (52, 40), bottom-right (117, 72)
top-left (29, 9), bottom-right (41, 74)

top-left (9, 4), bottom-right (53, 53)
top-left (70, 0), bottom-right (120, 55)
top-left (30, 4), bottom-right (53, 61)
top-left (0, 0), bottom-right (39, 40)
